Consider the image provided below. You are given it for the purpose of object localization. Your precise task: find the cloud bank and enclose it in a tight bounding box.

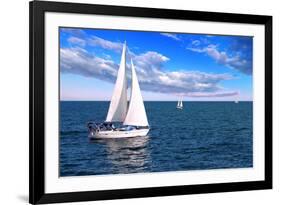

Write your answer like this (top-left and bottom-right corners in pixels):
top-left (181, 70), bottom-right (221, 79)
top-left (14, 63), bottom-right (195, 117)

top-left (60, 30), bottom-right (238, 97)
top-left (89, 36), bottom-right (123, 53)
top-left (187, 39), bottom-right (252, 75)
top-left (184, 91), bottom-right (239, 97)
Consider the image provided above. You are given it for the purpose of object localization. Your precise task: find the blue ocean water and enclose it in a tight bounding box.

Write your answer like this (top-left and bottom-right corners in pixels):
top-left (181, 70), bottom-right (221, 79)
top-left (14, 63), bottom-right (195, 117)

top-left (60, 101), bottom-right (253, 176)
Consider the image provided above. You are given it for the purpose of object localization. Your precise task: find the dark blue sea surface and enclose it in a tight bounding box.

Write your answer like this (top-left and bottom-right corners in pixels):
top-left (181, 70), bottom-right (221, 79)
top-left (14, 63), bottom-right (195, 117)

top-left (60, 101), bottom-right (253, 176)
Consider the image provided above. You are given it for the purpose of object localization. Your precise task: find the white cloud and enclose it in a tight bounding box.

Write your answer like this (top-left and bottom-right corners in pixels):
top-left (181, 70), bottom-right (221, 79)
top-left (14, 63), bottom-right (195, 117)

top-left (67, 37), bottom-right (86, 47)
top-left (187, 44), bottom-right (252, 75)
top-left (60, 28), bottom-right (86, 36)
top-left (137, 69), bottom-right (233, 94)
top-left (192, 40), bottom-right (201, 46)
top-left (89, 36), bottom-right (123, 52)
top-left (160, 33), bottom-right (181, 41)
top-left (133, 51), bottom-right (169, 70)
top-left (60, 47), bottom-right (118, 82)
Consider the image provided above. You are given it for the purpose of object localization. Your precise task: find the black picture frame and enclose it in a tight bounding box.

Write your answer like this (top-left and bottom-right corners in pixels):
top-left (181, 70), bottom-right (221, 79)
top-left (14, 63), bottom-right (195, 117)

top-left (29, 0), bottom-right (272, 204)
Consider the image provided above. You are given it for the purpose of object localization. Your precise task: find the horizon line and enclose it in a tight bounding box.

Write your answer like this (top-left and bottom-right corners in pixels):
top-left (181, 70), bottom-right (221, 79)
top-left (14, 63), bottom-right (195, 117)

top-left (60, 100), bottom-right (253, 102)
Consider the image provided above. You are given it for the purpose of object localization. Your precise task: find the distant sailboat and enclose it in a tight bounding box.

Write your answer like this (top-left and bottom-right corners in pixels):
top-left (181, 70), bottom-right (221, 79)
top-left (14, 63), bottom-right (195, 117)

top-left (177, 99), bottom-right (183, 109)
top-left (87, 42), bottom-right (149, 139)
top-left (235, 93), bottom-right (239, 103)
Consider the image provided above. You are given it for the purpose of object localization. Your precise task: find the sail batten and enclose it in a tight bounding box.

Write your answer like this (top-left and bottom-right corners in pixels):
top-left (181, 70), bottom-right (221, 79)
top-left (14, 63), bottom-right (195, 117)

top-left (106, 43), bottom-right (127, 122)
top-left (123, 59), bottom-right (149, 126)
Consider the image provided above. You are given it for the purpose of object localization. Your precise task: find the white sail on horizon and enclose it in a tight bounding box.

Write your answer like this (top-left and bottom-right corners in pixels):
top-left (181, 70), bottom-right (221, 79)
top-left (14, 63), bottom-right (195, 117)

top-left (235, 92), bottom-right (239, 103)
top-left (179, 100), bottom-right (183, 108)
top-left (106, 43), bottom-right (128, 122)
top-left (123, 59), bottom-right (149, 127)
top-left (177, 98), bottom-right (183, 109)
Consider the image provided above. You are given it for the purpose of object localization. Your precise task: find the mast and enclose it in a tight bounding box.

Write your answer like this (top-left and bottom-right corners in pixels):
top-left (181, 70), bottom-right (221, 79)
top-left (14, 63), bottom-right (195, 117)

top-left (106, 42), bottom-right (128, 122)
top-left (123, 59), bottom-right (149, 127)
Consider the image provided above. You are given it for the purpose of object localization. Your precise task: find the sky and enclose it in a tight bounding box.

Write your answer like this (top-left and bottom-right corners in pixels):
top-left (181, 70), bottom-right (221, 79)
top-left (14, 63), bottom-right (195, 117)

top-left (60, 27), bottom-right (253, 101)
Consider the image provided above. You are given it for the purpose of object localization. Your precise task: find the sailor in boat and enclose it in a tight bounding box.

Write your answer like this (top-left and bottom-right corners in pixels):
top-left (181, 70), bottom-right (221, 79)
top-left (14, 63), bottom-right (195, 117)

top-left (87, 42), bottom-right (149, 139)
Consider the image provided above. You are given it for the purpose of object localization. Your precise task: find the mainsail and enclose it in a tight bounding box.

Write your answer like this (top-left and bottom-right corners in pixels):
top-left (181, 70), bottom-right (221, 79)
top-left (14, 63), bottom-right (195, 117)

top-left (106, 43), bottom-right (127, 122)
top-left (123, 59), bottom-right (149, 126)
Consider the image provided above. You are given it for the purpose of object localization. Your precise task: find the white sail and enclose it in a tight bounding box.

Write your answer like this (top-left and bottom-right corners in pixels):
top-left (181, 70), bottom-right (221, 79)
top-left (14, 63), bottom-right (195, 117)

top-left (235, 93), bottom-right (239, 103)
top-left (179, 100), bottom-right (183, 108)
top-left (177, 100), bottom-right (180, 107)
top-left (123, 59), bottom-right (149, 126)
top-left (106, 43), bottom-right (127, 122)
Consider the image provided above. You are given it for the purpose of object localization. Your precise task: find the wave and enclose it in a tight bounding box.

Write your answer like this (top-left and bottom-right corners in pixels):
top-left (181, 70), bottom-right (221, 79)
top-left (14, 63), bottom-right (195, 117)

top-left (60, 130), bottom-right (86, 136)
top-left (236, 127), bottom-right (249, 131)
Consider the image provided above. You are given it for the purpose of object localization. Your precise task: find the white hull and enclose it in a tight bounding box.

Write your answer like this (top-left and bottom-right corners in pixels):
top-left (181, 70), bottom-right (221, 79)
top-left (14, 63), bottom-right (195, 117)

top-left (177, 106), bottom-right (183, 109)
top-left (89, 128), bottom-right (149, 139)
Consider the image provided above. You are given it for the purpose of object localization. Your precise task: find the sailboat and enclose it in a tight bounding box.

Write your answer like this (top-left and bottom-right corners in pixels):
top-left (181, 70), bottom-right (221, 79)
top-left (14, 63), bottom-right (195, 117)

top-left (177, 99), bottom-right (183, 109)
top-left (235, 93), bottom-right (239, 103)
top-left (87, 42), bottom-right (149, 139)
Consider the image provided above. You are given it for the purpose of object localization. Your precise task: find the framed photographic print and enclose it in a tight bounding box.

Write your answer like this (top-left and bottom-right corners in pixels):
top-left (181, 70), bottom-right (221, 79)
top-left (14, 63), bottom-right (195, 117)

top-left (29, 0), bottom-right (272, 204)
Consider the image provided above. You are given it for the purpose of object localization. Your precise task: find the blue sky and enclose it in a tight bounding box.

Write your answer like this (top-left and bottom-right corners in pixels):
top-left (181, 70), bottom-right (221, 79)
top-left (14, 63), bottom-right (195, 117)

top-left (60, 27), bottom-right (253, 101)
